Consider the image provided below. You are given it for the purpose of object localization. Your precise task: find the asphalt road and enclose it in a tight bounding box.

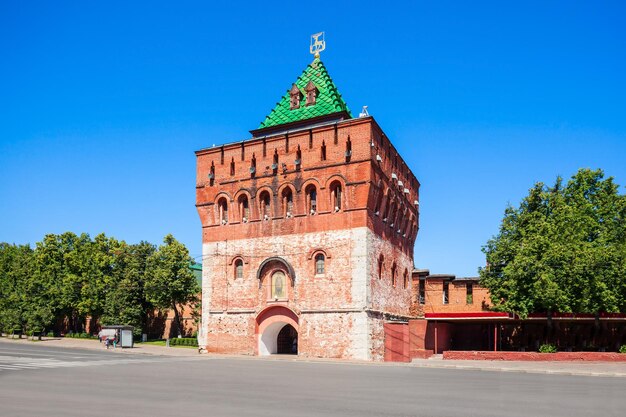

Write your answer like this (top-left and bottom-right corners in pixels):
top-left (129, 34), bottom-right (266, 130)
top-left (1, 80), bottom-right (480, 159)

top-left (1, 340), bottom-right (625, 417)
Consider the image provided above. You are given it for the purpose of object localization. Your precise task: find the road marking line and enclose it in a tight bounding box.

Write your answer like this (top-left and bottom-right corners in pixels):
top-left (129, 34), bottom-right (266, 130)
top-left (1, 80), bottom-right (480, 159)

top-left (0, 356), bottom-right (183, 373)
top-left (0, 348), bottom-right (106, 357)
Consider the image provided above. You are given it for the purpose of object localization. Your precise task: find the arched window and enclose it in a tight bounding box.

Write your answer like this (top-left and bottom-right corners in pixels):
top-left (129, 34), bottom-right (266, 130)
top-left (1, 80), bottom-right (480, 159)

top-left (271, 271), bottom-right (286, 299)
top-left (234, 259), bottom-right (243, 279)
top-left (218, 197), bottom-right (228, 225)
top-left (238, 195), bottom-right (250, 222)
top-left (391, 263), bottom-right (397, 287)
top-left (394, 207), bottom-right (404, 234)
top-left (374, 185), bottom-right (383, 216)
top-left (402, 213), bottom-right (411, 238)
top-left (396, 205), bottom-right (405, 234)
top-left (282, 187), bottom-right (294, 217)
top-left (330, 181), bottom-right (342, 212)
top-left (260, 191), bottom-right (271, 220)
top-left (315, 253), bottom-right (325, 275)
top-left (382, 190), bottom-right (392, 222)
top-left (378, 255), bottom-right (384, 279)
top-left (306, 184), bottom-right (317, 215)
top-left (389, 202), bottom-right (397, 228)
top-left (403, 269), bottom-right (408, 289)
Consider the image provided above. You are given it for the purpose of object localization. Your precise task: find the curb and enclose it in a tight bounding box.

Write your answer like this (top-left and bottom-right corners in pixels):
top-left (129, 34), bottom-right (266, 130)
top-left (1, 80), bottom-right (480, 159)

top-left (409, 362), bottom-right (626, 378)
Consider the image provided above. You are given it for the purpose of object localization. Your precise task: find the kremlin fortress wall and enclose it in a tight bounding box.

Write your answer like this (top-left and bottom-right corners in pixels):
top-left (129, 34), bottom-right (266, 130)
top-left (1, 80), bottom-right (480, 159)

top-left (195, 56), bottom-right (626, 361)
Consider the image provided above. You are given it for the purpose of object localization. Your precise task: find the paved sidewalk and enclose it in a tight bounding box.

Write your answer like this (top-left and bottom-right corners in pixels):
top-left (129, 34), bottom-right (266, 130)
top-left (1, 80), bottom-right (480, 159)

top-left (4, 337), bottom-right (626, 376)
top-left (411, 357), bottom-right (626, 377)
top-left (1, 336), bottom-right (200, 357)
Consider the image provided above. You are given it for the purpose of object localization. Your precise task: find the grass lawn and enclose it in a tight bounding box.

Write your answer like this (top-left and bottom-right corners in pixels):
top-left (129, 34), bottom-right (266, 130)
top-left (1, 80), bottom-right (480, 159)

top-left (141, 340), bottom-right (166, 346)
top-left (138, 340), bottom-right (197, 349)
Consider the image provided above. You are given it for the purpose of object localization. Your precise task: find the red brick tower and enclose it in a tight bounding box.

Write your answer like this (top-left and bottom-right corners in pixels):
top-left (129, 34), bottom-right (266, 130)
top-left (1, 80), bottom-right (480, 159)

top-left (195, 55), bottom-right (419, 360)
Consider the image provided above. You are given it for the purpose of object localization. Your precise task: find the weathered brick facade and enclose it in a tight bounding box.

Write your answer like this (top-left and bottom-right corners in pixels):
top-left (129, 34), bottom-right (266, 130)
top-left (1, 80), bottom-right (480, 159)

top-left (195, 59), bottom-right (420, 360)
top-left (407, 272), bottom-right (626, 355)
top-left (411, 272), bottom-right (492, 317)
top-left (408, 271), bottom-right (496, 356)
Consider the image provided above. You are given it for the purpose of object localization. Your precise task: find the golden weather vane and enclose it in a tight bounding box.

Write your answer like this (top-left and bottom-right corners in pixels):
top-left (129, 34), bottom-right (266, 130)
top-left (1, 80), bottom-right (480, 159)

top-left (310, 32), bottom-right (326, 59)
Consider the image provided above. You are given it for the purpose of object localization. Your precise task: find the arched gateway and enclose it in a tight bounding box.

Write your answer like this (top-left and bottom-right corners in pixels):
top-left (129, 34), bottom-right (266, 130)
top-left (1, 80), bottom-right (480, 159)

top-left (256, 306), bottom-right (299, 355)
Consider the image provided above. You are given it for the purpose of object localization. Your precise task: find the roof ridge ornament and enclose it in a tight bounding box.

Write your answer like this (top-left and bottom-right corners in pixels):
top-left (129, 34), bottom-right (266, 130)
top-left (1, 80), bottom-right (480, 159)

top-left (310, 32), bottom-right (325, 60)
top-left (253, 35), bottom-right (352, 133)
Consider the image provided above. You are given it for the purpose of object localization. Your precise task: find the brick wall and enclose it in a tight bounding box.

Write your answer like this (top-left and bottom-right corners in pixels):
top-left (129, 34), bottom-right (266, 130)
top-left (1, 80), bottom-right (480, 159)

top-left (197, 228), bottom-right (411, 361)
top-left (195, 117), bottom-right (419, 251)
top-left (411, 274), bottom-right (492, 317)
top-left (195, 117), bottom-right (419, 361)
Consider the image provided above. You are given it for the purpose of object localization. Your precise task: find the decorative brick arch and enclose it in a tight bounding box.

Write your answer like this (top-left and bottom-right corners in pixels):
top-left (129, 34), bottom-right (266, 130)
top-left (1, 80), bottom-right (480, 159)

top-left (307, 248), bottom-right (331, 260)
top-left (327, 178), bottom-right (345, 211)
top-left (256, 257), bottom-right (296, 286)
top-left (277, 182), bottom-right (296, 197)
top-left (299, 178), bottom-right (322, 193)
top-left (213, 191), bottom-right (233, 204)
top-left (255, 184), bottom-right (274, 197)
top-left (233, 188), bottom-right (253, 202)
top-left (372, 179), bottom-right (384, 214)
top-left (255, 305), bottom-right (299, 356)
top-left (277, 183), bottom-right (297, 216)
top-left (381, 188), bottom-right (394, 221)
top-left (234, 190), bottom-right (253, 222)
top-left (228, 255), bottom-right (248, 265)
top-left (214, 194), bottom-right (231, 225)
top-left (324, 174), bottom-right (347, 189)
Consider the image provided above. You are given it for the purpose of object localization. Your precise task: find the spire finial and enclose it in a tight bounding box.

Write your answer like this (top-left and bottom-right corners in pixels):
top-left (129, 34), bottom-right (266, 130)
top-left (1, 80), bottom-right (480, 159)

top-left (310, 32), bottom-right (325, 60)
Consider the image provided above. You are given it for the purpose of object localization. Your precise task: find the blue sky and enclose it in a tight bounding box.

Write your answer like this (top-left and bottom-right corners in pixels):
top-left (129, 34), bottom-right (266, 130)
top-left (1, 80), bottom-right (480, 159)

top-left (1, 1), bottom-right (625, 276)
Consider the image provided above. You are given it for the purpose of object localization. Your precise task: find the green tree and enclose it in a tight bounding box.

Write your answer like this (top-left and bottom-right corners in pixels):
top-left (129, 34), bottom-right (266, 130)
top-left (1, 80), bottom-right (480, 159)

top-left (0, 243), bottom-right (33, 333)
top-left (78, 233), bottom-right (116, 328)
top-left (480, 169), bottom-right (626, 318)
top-left (31, 234), bottom-right (70, 331)
top-left (34, 232), bottom-right (101, 333)
top-left (59, 232), bottom-right (92, 332)
top-left (101, 240), bottom-right (155, 335)
top-left (145, 234), bottom-right (198, 337)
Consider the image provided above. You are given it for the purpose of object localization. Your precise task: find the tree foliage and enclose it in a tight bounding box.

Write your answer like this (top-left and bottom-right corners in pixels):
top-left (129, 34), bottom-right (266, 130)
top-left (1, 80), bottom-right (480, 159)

top-left (480, 169), bottom-right (626, 317)
top-left (0, 233), bottom-right (195, 336)
top-left (0, 243), bottom-right (32, 332)
top-left (101, 240), bottom-right (156, 335)
top-left (145, 234), bottom-right (199, 337)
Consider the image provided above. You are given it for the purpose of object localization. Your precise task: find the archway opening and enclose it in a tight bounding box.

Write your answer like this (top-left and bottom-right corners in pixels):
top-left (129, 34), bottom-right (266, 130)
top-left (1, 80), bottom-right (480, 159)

top-left (256, 305), bottom-right (299, 356)
top-left (277, 324), bottom-right (298, 354)
top-left (259, 322), bottom-right (298, 355)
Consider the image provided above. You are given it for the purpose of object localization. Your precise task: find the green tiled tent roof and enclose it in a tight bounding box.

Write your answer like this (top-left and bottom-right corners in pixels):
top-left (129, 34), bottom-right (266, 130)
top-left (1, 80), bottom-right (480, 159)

top-left (258, 59), bottom-right (351, 129)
